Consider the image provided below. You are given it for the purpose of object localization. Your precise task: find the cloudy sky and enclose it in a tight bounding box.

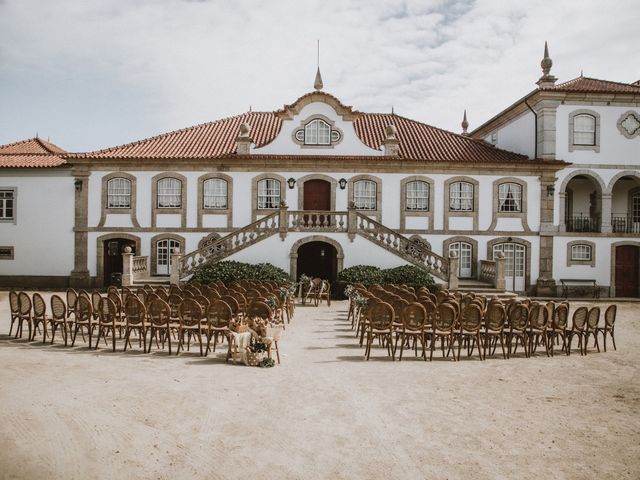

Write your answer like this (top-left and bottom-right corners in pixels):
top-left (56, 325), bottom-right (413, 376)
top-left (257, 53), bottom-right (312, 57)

top-left (0, 0), bottom-right (638, 152)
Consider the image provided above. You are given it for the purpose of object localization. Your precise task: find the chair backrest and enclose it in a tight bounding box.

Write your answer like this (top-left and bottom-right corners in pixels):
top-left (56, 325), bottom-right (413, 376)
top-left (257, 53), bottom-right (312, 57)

top-left (435, 303), bottom-right (456, 331)
top-left (207, 300), bottom-right (233, 329)
top-left (155, 288), bottom-right (169, 301)
top-left (98, 297), bottom-right (116, 324)
top-left (91, 291), bottom-right (103, 313)
top-left (9, 290), bottom-right (20, 315)
top-left (391, 298), bottom-right (410, 321)
top-left (401, 303), bottom-right (426, 331)
top-left (147, 298), bottom-right (172, 327)
top-left (246, 301), bottom-right (272, 321)
top-left (604, 304), bottom-right (617, 327)
top-left (529, 303), bottom-right (548, 329)
top-left (50, 295), bottom-right (67, 321)
top-left (193, 295), bottom-right (210, 310)
top-left (76, 295), bottom-right (93, 322)
top-left (124, 295), bottom-right (147, 326)
top-left (106, 285), bottom-right (120, 297)
top-left (66, 288), bottom-right (78, 311)
top-left (460, 304), bottom-right (483, 332)
top-left (369, 302), bottom-right (394, 330)
top-left (552, 304), bottom-right (569, 329)
top-left (485, 303), bottom-right (506, 331)
top-left (571, 306), bottom-right (588, 331)
top-left (220, 295), bottom-right (240, 316)
top-left (178, 298), bottom-right (202, 327)
top-left (587, 306), bottom-right (601, 329)
top-left (18, 292), bottom-right (32, 317)
top-left (32, 293), bottom-right (47, 319)
top-left (508, 303), bottom-right (529, 331)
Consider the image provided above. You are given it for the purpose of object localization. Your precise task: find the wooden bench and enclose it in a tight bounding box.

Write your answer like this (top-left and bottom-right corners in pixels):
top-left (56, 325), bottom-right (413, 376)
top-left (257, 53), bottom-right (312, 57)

top-left (559, 279), bottom-right (600, 299)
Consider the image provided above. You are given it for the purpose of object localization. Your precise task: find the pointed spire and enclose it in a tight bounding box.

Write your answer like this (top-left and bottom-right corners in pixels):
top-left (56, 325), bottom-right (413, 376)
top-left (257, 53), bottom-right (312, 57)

top-left (580, 69), bottom-right (584, 77)
top-left (536, 41), bottom-right (557, 88)
top-left (314, 66), bottom-right (323, 91)
top-left (391, 105), bottom-right (395, 115)
top-left (461, 110), bottom-right (469, 135)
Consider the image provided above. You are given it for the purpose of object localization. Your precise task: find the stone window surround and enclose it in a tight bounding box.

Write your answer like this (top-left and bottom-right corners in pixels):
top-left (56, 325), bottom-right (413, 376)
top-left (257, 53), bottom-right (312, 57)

top-left (150, 233), bottom-right (185, 276)
top-left (197, 173), bottom-right (233, 228)
top-left (616, 110), bottom-right (640, 139)
top-left (99, 172), bottom-right (140, 228)
top-left (0, 186), bottom-right (16, 224)
top-left (566, 240), bottom-right (596, 267)
top-left (487, 237), bottom-right (532, 293)
top-left (95, 233), bottom-right (141, 288)
top-left (151, 172), bottom-right (187, 228)
top-left (347, 174), bottom-right (382, 222)
top-left (289, 235), bottom-right (344, 281)
top-left (0, 245), bottom-right (14, 260)
top-left (296, 174), bottom-right (337, 211)
top-left (609, 241), bottom-right (640, 297)
top-left (443, 236), bottom-right (478, 279)
top-left (400, 175), bottom-right (435, 232)
top-left (251, 173), bottom-right (287, 222)
top-left (568, 109), bottom-right (600, 153)
top-left (490, 177), bottom-right (530, 232)
top-left (291, 114), bottom-right (344, 149)
top-left (444, 176), bottom-right (479, 231)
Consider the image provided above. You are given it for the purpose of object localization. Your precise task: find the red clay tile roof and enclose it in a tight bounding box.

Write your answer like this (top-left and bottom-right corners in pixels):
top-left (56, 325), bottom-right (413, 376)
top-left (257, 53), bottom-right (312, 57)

top-left (0, 137), bottom-right (67, 168)
top-left (72, 101), bottom-right (531, 164)
top-left (542, 76), bottom-right (640, 94)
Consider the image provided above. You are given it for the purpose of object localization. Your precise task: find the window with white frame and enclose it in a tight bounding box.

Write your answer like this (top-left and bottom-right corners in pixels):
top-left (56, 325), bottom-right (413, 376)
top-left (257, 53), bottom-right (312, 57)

top-left (353, 180), bottom-right (377, 210)
top-left (157, 178), bottom-right (182, 208)
top-left (449, 181), bottom-right (473, 211)
top-left (0, 189), bottom-right (15, 220)
top-left (107, 178), bottom-right (131, 208)
top-left (295, 118), bottom-right (341, 146)
top-left (203, 178), bottom-right (228, 209)
top-left (571, 244), bottom-right (592, 261)
top-left (573, 114), bottom-right (596, 146)
top-left (498, 182), bottom-right (522, 212)
top-left (405, 180), bottom-right (429, 211)
top-left (257, 178), bottom-right (281, 209)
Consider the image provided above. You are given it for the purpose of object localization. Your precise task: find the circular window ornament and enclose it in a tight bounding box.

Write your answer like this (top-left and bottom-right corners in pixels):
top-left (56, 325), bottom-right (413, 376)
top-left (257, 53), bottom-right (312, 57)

top-left (617, 111), bottom-right (640, 139)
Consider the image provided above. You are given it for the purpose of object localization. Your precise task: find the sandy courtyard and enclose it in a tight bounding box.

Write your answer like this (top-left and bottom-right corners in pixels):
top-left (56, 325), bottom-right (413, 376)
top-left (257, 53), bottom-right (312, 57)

top-left (0, 293), bottom-right (639, 480)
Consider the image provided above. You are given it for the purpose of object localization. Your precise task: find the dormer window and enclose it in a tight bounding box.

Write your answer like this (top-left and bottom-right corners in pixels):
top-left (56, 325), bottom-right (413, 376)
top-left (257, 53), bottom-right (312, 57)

top-left (293, 117), bottom-right (342, 146)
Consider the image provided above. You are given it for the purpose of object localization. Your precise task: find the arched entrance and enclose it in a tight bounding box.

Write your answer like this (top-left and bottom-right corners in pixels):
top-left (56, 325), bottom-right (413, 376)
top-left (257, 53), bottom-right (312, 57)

top-left (102, 237), bottom-right (137, 286)
top-left (290, 236), bottom-right (344, 283)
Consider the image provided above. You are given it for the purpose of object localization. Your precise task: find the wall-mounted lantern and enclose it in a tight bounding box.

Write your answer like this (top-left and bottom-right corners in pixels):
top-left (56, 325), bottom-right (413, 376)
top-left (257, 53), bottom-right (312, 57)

top-left (287, 177), bottom-right (296, 189)
top-left (338, 178), bottom-right (347, 190)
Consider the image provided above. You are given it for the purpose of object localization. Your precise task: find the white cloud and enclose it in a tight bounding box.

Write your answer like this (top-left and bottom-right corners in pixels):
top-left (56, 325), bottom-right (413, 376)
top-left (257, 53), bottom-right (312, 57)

top-left (0, 0), bottom-right (638, 150)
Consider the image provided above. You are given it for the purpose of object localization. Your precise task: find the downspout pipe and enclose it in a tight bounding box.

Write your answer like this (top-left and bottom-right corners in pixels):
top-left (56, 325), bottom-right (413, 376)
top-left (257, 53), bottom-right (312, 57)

top-left (524, 99), bottom-right (537, 159)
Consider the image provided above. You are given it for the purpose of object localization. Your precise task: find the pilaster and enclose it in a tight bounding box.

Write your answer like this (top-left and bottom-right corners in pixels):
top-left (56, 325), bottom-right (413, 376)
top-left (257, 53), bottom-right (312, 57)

top-left (70, 168), bottom-right (91, 288)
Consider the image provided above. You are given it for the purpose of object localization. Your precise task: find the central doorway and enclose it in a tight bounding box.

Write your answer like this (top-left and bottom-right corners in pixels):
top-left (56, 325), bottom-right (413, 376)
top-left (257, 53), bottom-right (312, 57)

top-left (103, 238), bottom-right (136, 286)
top-left (302, 179), bottom-right (331, 227)
top-left (296, 241), bottom-right (338, 283)
top-left (615, 245), bottom-right (639, 297)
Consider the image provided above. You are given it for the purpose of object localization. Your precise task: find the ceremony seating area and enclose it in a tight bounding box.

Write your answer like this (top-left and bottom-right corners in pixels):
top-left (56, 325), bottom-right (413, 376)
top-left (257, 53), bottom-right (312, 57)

top-left (347, 284), bottom-right (618, 361)
top-left (7, 280), bottom-right (296, 364)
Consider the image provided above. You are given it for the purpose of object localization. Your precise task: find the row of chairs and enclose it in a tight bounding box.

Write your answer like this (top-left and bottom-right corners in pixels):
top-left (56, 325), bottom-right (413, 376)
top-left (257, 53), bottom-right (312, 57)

top-left (348, 285), bottom-right (617, 361)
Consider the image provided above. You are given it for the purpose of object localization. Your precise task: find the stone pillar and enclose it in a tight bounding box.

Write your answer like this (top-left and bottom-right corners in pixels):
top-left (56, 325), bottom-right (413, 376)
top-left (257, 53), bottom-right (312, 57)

top-left (448, 252), bottom-right (459, 290)
top-left (70, 169), bottom-right (91, 288)
top-left (347, 201), bottom-right (357, 242)
top-left (537, 172), bottom-right (558, 296)
top-left (535, 100), bottom-right (561, 161)
top-left (601, 193), bottom-right (612, 233)
top-left (121, 247), bottom-right (133, 287)
top-left (279, 201), bottom-right (288, 240)
top-left (169, 248), bottom-right (182, 286)
top-left (495, 252), bottom-right (506, 291)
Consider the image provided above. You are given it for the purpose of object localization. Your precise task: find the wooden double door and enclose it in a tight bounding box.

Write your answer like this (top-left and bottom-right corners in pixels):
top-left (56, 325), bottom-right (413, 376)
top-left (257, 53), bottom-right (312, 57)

top-left (302, 179), bottom-right (331, 227)
top-left (615, 245), bottom-right (640, 297)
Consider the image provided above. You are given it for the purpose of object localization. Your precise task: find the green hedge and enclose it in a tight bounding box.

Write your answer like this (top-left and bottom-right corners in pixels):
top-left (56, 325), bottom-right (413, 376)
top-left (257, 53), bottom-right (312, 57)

top-left (190, 260), bottom-right (289, 285)
top-left (335, 264), bottom-right (440, 297)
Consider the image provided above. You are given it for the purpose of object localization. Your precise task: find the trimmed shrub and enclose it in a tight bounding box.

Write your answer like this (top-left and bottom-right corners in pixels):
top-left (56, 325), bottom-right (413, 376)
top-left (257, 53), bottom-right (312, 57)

top-left (381, 265), bottom-right (439, 291)
top-left (336, 265), bottom-right (384, 286)
top-left (190, 260), bottom-right (289, 285)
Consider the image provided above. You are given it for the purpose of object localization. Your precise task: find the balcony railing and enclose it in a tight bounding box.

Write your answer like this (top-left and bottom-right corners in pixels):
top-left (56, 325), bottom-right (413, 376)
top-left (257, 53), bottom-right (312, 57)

top-left (565, 215), bottom-right (600, 233)
top-left (612, 215), bottom-right (640, 234)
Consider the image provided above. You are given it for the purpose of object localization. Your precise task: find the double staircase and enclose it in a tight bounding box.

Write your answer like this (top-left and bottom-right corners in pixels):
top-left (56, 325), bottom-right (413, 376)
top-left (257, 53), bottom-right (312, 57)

top-left (178, 206), bottom-right (451, 284)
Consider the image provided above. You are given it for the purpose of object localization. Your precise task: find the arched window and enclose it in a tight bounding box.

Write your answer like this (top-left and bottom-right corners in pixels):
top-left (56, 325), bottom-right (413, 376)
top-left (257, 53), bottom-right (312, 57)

top-left (573, 114), bottom-right (596, 146)
top-left (405, 180), bottom-right (429, 211)
top-left (107, 177), bottom-right (131, 208)
top-left (304, 119), bottom-right (331, 145)
top-left (449, 181), bottom-right (473, 211)
top-left (157, 178), bottom-right (182, 208)
top-left (257, 178), bottom-right (281, 209)
top-left (203, 178), bottom-right (227, 209)
top-left (498, 182), bottom-right (522, 212)
top-left (353, 180), bottom-right (377, 210)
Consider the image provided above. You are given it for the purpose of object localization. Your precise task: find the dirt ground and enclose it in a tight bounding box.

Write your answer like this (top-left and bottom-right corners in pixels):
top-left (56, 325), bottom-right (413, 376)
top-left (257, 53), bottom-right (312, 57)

top-left (0, 292), bottom-right (639, 480)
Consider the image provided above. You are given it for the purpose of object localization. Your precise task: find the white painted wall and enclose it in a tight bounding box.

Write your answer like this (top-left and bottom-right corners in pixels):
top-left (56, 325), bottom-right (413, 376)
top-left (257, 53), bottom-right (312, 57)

top-left (0, 169), bottom-right (74, 276)
top-left (485, 111), bottom-right (536, 158)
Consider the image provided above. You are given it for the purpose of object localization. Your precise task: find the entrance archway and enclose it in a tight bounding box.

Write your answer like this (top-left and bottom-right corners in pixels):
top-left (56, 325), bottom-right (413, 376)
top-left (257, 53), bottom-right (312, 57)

top-left (612, 243), bottom-right (640, 297)
top-left (99, 236), bottom-right (138, 286)
top-left (289, 236), bottom-right (344, 283)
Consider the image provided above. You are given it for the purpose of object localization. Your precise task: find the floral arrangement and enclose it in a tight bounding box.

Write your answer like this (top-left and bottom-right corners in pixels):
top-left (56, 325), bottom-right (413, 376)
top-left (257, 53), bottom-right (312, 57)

top-left (264, 296), bottom-right (279, 310)
top-left (250, 341), bottom-right (268, 353)
top-left (257, 358), bottom-right (276, 368)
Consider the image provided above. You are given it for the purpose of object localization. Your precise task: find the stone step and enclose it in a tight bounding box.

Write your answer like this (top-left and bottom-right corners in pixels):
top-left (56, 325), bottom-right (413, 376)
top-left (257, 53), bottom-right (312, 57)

top-left (132, 277), bottom-right (171, 286)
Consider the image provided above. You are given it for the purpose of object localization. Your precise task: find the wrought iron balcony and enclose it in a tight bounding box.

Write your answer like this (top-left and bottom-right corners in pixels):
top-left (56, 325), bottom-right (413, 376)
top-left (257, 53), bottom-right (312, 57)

top-left (565, 215), bottom-right (600, 233)
top-left (612, 215), bottom-right (640, 234)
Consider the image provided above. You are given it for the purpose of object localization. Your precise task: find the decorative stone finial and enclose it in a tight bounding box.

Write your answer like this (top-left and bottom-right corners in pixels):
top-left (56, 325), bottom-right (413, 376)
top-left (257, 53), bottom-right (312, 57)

top-left (236, 122), bottom-right (252, 155)
top-left (537, 41), bottom-right (557, 88)
top-left (385, 124), bottom-right (397, 140)
top-left (383, 124), bottom-right (400, 156)
top-left (314, 66), bottom-right (323, 91)
top-left (461, 110), bottom-right (469, 135)
top-left (124, 246), bottom-right (132, 254)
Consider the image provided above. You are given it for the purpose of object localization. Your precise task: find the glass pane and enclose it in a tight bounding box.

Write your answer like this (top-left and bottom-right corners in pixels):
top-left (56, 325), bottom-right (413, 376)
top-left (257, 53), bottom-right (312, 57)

top-left (158, 178), bottom-right (181, 208)
top-left (203, 179), bottom-right (227, 209)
